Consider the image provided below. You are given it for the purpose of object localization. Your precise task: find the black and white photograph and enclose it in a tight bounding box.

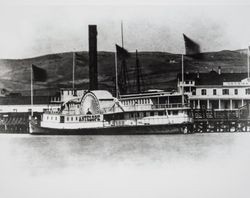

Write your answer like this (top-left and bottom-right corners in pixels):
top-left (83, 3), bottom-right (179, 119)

top-left (0, 0), bottom-right (250, 198)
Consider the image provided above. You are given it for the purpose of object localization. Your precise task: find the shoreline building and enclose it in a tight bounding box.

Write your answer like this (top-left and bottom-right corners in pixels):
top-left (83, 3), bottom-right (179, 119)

top-left (0, 95), bottom-right (56, 113)
top-left (177, 68), bottom-right (250, 111)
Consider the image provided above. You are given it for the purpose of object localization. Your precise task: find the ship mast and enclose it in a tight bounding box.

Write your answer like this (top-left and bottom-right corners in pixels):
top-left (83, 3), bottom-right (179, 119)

top-left (134, 50), bottom-right (145, 93)
top-left (248, 46), bottom-right (249, 79)
top-left (119, 21), bottom-right (129, 95)
top-left (181, 54), bottom-right (184, 106)
top-left (30, 65), bottom-right (33, 116)
top-left (72, 52), bottom-right (75, 89)
top-left (136, 50), bottom-right (141, 93)
top-left (121, 21), bottom-right (124, 48)
top-left (115, 49), bottom-right (119, 98)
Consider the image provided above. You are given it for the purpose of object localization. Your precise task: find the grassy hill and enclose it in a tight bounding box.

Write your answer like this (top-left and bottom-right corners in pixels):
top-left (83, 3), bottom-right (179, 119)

top-left (0, 50), bottom-right (248, 96)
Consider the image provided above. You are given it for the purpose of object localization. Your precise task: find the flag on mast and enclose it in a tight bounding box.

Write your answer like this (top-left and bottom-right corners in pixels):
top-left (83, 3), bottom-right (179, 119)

top-left (183, 34), bottom-right (201, 57)
top-left (181, 34), bottom-right (201, 106)
top-left (115, 44), bottom-right (130, 59)
top-left (32, 64), bottom-right (47, 82)
top-left (75, 52), bottom-right (86, 67)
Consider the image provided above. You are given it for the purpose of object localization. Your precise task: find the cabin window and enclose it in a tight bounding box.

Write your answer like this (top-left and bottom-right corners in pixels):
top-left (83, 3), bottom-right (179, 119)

top-left (55, 117), bottom-right (57, 120)
top-left (150, 112), bottom-right (154, 116)
top-left (213, 89), bottom-right (217, 95)
top-left (246, 88), bottom-right (250, 95)
top-left (201, 89), bottom-right (206, 95)
top-left (234, 89), bottom-right (238, 95)
top-left (223, 89), bottom-right (229, 95)
top-left (224, 101), bottom-right (229, 109)
top-left (235, 101), bottom-right (239, 108)
top-left (76, 117), bottom-right (78, 121)
top-left (143, 112), bottom-right (146, 117)
top-left (67, 117), bottom-right (69, 121)
top-left (154, 112), bottom-right (158, 116)
top-left (158, 111), bottom-right (163, 116)
top-left (47, 116), bottom-right (49, 120)
top-left (192, 90), bottom-right (196, 95)
top-left (51, 117), bottom-right (53, 120)
top-left (172, 110), bottom-right (178, 115)
top-left (71, 117), bottom-right (73, 121)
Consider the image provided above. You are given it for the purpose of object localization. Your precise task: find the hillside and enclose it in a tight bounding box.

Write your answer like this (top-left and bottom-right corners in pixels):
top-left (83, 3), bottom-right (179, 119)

top-left (0, 50), bottom-right (248, 96)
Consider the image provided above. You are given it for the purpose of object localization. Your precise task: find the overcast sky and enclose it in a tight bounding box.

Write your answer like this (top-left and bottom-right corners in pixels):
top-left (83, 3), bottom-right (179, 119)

top-left (0, 0), bottom-right (250, 58)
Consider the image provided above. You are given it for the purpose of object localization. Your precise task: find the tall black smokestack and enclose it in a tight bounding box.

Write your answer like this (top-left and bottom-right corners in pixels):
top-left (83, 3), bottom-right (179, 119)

top-left (88, 25), bottom-right (98, 90)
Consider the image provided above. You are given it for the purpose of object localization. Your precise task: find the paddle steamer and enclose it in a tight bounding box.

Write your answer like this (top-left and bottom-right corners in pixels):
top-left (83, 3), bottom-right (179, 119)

top-left (29, 90), bottom-right (193, 134)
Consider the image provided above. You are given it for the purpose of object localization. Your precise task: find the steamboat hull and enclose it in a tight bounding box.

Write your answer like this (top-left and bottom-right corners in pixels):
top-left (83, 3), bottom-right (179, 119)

top-left (30, 121), bottom-right (193, 135)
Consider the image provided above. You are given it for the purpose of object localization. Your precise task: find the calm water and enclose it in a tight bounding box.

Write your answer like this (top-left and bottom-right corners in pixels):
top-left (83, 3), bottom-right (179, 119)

top-left (0, 133), bottom-right (250, 198)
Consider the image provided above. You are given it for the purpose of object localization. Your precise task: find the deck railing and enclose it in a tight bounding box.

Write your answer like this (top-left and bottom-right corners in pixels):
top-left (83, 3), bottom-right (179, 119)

top-left (152, 103), bottom-right (190, 109)
top-left (104, 103), bottom-right (190, 113)
top-left (192, 109), bottom-right (249, 120)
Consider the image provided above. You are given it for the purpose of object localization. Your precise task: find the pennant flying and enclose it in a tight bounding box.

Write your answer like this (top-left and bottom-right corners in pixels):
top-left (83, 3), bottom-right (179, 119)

top-left (183, 34), bottom-right (201, 56)
top-left (116, 44), bottom-right (130, 59)
top-left (75, 52), bottom-right (86, 67)
top-left (32, 64), bottom-right (47, 82)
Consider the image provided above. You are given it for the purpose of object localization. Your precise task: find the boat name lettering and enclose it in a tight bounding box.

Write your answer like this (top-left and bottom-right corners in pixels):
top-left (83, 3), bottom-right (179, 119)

top-left (79, 115), bottom-right (101, 122)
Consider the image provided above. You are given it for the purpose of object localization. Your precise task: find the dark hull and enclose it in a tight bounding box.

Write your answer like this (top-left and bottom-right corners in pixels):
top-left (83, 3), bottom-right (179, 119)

top-left (29, 121), bottom-right (193, 135)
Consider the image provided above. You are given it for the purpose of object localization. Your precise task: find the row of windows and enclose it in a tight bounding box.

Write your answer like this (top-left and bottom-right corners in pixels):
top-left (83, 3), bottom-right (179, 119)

top-left (127, 111), bottom-right (180, 118)
top-left (46, 116), bottom-right (80, 122)
top-left (46, 116), bottom-right (58, 121)
top-left (122, 99), bottom-right (151, 106)
top-left (61, 90), bottom-right (77, 96)
top-left (184, 80), bottom-right (194, 85)
top-left (200, 88), bottom-right (250, 95)
top-left (66, 116), bottom-right (78, 122)
top-left (129, 111), bottom-right (161, 118)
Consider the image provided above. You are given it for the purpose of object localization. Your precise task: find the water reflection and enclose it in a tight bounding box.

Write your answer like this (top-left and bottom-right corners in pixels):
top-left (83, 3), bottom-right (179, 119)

top-left (0, 133), bottom-right (238, 173)
top-left (0, 133), bottom-right (250, 198)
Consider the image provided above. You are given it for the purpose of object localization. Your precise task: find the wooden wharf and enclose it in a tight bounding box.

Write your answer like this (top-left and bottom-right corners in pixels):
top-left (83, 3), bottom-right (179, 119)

top-left (0, 113), bottom-right (30, 133)
top-left (192, 104), bottom-right (250, 133)
top-left (0, 104), bottom-right (249, 134)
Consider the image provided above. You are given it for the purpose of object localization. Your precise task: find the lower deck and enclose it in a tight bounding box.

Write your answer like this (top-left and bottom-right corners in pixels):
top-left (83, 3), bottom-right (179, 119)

top-left (30, 120), bottom-right (193, 135)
